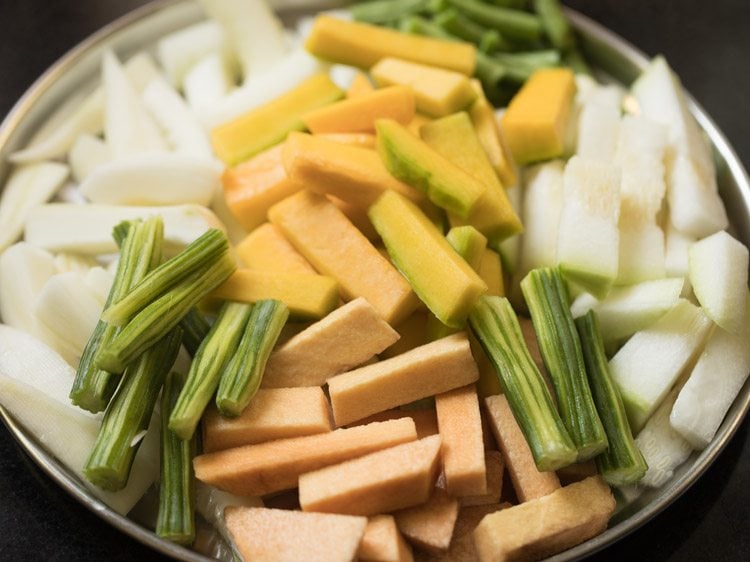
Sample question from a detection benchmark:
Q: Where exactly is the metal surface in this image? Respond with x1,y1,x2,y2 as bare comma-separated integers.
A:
0,1,748,561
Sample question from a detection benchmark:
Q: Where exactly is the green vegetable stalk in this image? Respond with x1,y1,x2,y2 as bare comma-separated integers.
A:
179,308,211,357
520,267,608,461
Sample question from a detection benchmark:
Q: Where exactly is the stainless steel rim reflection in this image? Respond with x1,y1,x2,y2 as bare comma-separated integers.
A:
0,2,748,561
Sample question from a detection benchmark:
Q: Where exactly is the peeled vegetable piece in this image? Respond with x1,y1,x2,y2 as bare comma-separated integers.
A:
375,119,487,219
269,190,418,324
224,507,367,562
501,68,576,165
210,73,343,166
299,435,443,516
24,203,225,256
357,515,414,562
688,230,749,335
608,299,712,433
305,15,476,75
473,476,616,562
556,156,621,298
371,58,477,117
235,223,315,275
632,56,728,238
670,292,750,449
328,333,479,427
69,134,112,182
576,102,620,162
155,20,229,88
79,154,220,207
262,297,399,388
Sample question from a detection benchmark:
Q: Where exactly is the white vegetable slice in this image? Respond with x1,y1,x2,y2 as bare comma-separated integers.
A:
0,162,69,252
575,74,624,110
570,278,684,347
670,292,750,449
25,203,225,255
609,299,712,433
102,51,168,158
667,153,728,237
203,47,327,128
688,230,749,335
517,160,564,279
634,387,693,488
9,53,161,163
616,221,666,285
82,266,114,305
156,20,231,87
34,271,104,358
141,77,213,158
183,52,235,115
576,102,620,161
664,220,696,297
68,133,112,182
79,153,221,207
53,252,99,274
556,156,621,298
0,243,57,332
198,0,287,81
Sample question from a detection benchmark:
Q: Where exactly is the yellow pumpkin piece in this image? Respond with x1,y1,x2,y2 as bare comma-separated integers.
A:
502,68,576,165
347,71,375,98
371,58,476,117
369,190,487,328
305,15,476,75
478,248,505,297
235,223,315,275
421,112,522,244
317,133,376,149
302,85,415,134
221,144,302,232
211,73,344,166
469,80,517,188
282,132,423,209
269,190,419,325
328,196,380,241
211,268,339,320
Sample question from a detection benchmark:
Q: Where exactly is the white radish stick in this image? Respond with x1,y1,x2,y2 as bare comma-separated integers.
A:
68,134,112,182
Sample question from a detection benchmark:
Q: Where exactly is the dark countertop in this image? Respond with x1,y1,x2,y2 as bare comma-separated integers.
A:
1,1,748,560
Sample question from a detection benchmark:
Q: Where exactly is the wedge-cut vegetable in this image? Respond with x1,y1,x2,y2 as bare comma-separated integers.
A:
469,297,576,471
317,132,377,148
609,299,712,432
198,0,286,79
0,162,69,252
473,476,615,561
435,384,487,497
84,327,181,491
79,154,220,207
183,52,234,115
269,190,418,324
421,112,522,244
305,15,476,75
689,230,749,335
299,435,442,516
193,418,418,496
262,298,399,388
569,278,685,349
168,302,252,440
346,71,375,98
97,243,235,373
376,119,488,219
327,195,380,240
556,156,621,298
211,73,343,165
281,131,423,209
576,102,620,161
671,293,750,449
350,409,439,441
501,68,576,165
521,268,608,461
463,450,505,507
155,20,229,87
102,51,168,158
141,77,213,158
235,223,315,275
301,85,415,134
393,486,459,555
71,217,162,412
634,387,693,488
216,300,289,417
575,312,647,486
357,514,414,562
369,191,487,327
156,371,196,545
225,507,367,562
211,269,339,320
221,143,303,232
446,226,487,271
203,387,332,453
372,58,476,117
68,134,111,182
24,203,225,256
328,333,479,426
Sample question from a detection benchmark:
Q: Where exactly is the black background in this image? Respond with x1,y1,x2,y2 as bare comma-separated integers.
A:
1,1,748,560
